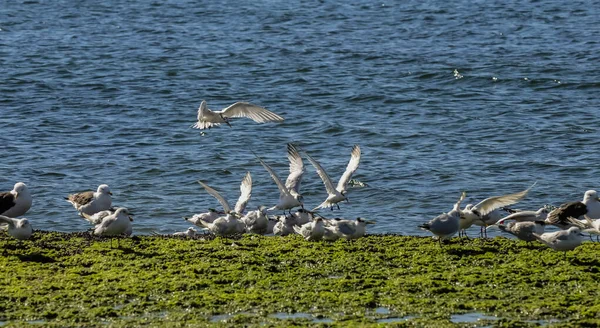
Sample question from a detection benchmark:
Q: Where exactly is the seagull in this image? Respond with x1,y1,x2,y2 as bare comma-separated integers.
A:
420,191,466,245
533,226,584,258
184,208,225,227
93,207,133,247
294,217,325,241
241,206,269,234
546,190,600,228
460,183,536,237
285,143,305,203
0,182,32,218
197,172,252,216
66,184,113,217
195,212,244,237
253,152,303,213
305,145,361,211
82,207,134,226
192,100,284,130
272,215,296,236
0,216,33,240
173,227,197,238
495,221,546,242
328,217,375,240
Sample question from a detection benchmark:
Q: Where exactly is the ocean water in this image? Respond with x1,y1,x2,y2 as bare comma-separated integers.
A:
2,0,599,235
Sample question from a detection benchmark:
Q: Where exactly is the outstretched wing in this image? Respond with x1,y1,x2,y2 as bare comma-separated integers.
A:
253,152,292,198
221,102,284,123
0,215,16,228
234,172,252,214
304,151,337,196
474,182,536,217
193,100,220,129
336,145,361,193
197,181,231,213
453,191,467,212
285,143,304,196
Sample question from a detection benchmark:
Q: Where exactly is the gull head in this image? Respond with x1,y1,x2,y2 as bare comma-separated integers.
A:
12,182,28,198
97,184,112,196
115,207,130,217
567,226,582,236
357,217,376,225
583,190,600,202
17,218,31,229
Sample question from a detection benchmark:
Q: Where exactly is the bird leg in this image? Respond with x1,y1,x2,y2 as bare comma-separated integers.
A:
336,204,340,210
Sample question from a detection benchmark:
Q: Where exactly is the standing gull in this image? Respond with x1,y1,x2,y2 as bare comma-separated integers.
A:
197,172,252,216
0,215,33,240
546,190,600,228
65,184,113,217
192,100,284,130
419,191,466,245
305,145,361,211
272,215,296,236
253,152,303,213
0,182,32,218
82,207,134,226
533,226,584,258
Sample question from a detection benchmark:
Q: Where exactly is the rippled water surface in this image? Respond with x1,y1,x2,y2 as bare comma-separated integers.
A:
2,0,600,235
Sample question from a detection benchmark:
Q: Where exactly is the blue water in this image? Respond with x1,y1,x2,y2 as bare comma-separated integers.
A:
2,0,600,235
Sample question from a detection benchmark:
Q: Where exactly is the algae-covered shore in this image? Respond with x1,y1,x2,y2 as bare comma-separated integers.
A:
1,231,600,327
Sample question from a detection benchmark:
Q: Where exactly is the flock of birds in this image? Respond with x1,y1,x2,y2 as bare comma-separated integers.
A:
419,186,600,256
0,101,374,245
1,100,599,255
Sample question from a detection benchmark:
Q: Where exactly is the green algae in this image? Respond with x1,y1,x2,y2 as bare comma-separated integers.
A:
2,231,600,327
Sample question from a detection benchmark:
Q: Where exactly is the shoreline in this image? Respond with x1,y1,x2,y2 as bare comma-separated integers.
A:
1,231,599,327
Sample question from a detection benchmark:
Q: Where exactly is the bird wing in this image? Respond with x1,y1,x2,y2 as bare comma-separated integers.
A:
453,191,467,212
221,102,284,123
253,152,292,198
0,192,16,215
234,172,252,214
336,221,355,236
82,210,112,225
474,183,535,217
196,100,207,121
547,201,588,225
285,144,304,195
197,181,231,213
336,145,361,193
94,214,117,233
67,191,94,206
0,215,16,227
304,152,337,196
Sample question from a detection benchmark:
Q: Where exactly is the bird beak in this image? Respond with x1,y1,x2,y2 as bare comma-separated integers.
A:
108,192,113,196
129,216,134,222
596,197,600,201
365,220,376,225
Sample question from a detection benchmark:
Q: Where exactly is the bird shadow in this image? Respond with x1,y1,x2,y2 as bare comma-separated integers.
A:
17,253,56,263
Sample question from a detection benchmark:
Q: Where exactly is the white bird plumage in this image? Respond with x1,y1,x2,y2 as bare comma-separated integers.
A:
193,100,284,130
253,151,303,213
197,172,252,215
66,184,113,217
294,217,325,241
533,226,583,252
0,182,32,218
306,145,361,211
93,207,133,247
0,215,33,240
